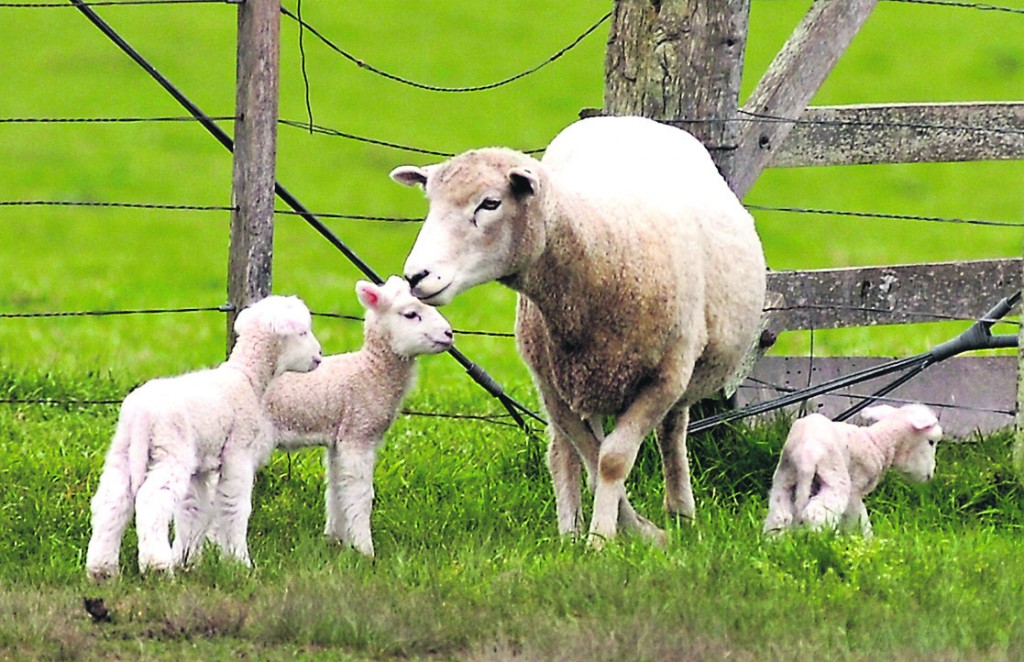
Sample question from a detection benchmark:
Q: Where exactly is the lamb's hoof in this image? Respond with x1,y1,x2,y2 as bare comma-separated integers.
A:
86,564,118,583
586,532,610,551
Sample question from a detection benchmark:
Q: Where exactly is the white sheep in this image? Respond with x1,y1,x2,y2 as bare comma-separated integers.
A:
261,277,454,557
85,295,322,580
763,404,942,537
391,115,767,546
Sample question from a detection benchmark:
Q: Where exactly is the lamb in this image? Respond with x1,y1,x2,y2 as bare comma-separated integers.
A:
763,403,942,537
391,115,767,546
85,295,322,580
261,277,454,557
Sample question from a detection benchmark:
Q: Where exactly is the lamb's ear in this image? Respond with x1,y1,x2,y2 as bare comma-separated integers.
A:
356,280,389,312
861,404,898,422
906,408,939,431
508,166,539,198
390,165,430,188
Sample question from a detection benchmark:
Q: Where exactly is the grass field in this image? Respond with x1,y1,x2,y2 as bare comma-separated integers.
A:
2,1,1024,659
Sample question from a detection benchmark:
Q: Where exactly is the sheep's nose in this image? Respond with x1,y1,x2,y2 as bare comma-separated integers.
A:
406,269,430,289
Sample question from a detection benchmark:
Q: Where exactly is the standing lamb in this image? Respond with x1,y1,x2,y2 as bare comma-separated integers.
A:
262,277,454,557
391,115,766,546
763,404,942,537
85,295,322,580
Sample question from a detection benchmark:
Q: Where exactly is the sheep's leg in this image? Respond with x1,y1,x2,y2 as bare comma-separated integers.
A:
762,463,797,535
134,461,191,575
333,441,378,557
212,456,255,567
591,367,689,548
656,404,695,519
843,498,873,538
86,448,134,581
538,389,595,537
324,446,348,542
800,468,850,531
171,470,214,568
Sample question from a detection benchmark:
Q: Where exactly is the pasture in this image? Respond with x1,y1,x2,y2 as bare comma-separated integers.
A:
1,1,1024,659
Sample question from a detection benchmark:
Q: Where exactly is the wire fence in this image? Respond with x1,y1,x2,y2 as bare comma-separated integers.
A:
1,0,1022,431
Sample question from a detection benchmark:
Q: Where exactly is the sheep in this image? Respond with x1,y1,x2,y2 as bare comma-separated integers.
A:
261,277,454,557
390,115,767,547
762,403,942,537
85,295,322,580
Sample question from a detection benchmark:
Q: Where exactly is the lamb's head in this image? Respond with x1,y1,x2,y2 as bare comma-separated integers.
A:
391,148,544,305
356,276,454,358
861,403,942,482
234,295,322,375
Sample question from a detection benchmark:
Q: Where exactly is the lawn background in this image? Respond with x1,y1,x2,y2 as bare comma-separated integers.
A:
1,1,1024,659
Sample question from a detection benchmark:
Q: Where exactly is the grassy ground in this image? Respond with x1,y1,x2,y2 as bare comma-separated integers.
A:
2,1,1024,659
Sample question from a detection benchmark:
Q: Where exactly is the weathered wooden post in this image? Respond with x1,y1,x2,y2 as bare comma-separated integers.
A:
226,0,281,350
1017,277,1024,478
603,0,750,182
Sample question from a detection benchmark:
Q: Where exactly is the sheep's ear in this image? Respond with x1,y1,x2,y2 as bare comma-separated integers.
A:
508,166,539,197
356,280,388,312
861,404,897,422
390,165,429,188
906,408,939,431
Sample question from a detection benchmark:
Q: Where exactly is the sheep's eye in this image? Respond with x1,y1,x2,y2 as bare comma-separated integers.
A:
403,311,420,321
476,198,501,212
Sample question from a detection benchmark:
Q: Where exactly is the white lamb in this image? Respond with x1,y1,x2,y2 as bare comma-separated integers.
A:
391,115,766,546
261,277,454,557
85,295,322,580
763,404,942,537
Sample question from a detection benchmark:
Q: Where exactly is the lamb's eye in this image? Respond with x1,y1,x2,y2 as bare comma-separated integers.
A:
929,440,936,446
403,311,420,321
476,198,501,212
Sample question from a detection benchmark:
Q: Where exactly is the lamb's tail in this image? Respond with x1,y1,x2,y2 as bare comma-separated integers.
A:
793,465,817,516
121,404,153,497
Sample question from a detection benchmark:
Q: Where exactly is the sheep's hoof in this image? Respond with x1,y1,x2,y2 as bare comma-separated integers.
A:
586,532,610,551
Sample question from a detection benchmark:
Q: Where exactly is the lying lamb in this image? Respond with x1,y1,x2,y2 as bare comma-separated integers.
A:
763,403,942,537
85,295,322,580
261,277,453,557
392,115,766,546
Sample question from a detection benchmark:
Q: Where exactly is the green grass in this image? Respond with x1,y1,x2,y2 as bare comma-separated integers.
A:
2,1,1024,659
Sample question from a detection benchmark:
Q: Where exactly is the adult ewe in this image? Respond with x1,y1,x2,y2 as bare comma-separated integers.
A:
391,115,766,545
262,277,454,557
85,295,322,580
763,404,942,537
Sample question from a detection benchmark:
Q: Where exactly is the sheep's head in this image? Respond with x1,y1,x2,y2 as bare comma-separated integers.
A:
862,403,941,482
391,148,543,306
356,276,454,358
235,295,322,375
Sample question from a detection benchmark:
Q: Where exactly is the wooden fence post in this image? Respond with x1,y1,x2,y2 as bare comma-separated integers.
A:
603,0,750,181
226,0,281,351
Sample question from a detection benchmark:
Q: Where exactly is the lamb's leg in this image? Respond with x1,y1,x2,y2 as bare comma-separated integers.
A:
656,404,695,519
763,462,797,535
333,441,378,557
172,470,214,568
799,467,850,531
843,497,873,538
134,461,191,574
324,446,348,542
212,455,255,567
86,448,134,581
591,365,691,548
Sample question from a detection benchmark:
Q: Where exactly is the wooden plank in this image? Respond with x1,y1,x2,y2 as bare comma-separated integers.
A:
765,258,1022,331
603,0,750,178
731,0,878,196
226,0,281,351
736,356,1016,438
766,102,1024,167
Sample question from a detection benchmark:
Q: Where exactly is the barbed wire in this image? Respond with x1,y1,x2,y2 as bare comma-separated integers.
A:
0,200,234,212
279,5,610,94
763,303,1023,327
879,0,1024,15
0,305,230,319
0,0,231,6
748,204,1024,228
0,115,237,124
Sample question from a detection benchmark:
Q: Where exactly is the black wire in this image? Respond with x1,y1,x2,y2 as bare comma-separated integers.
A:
880,0,1024,15
0,0,229,6
279,5,610,93
748,204,1024,229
